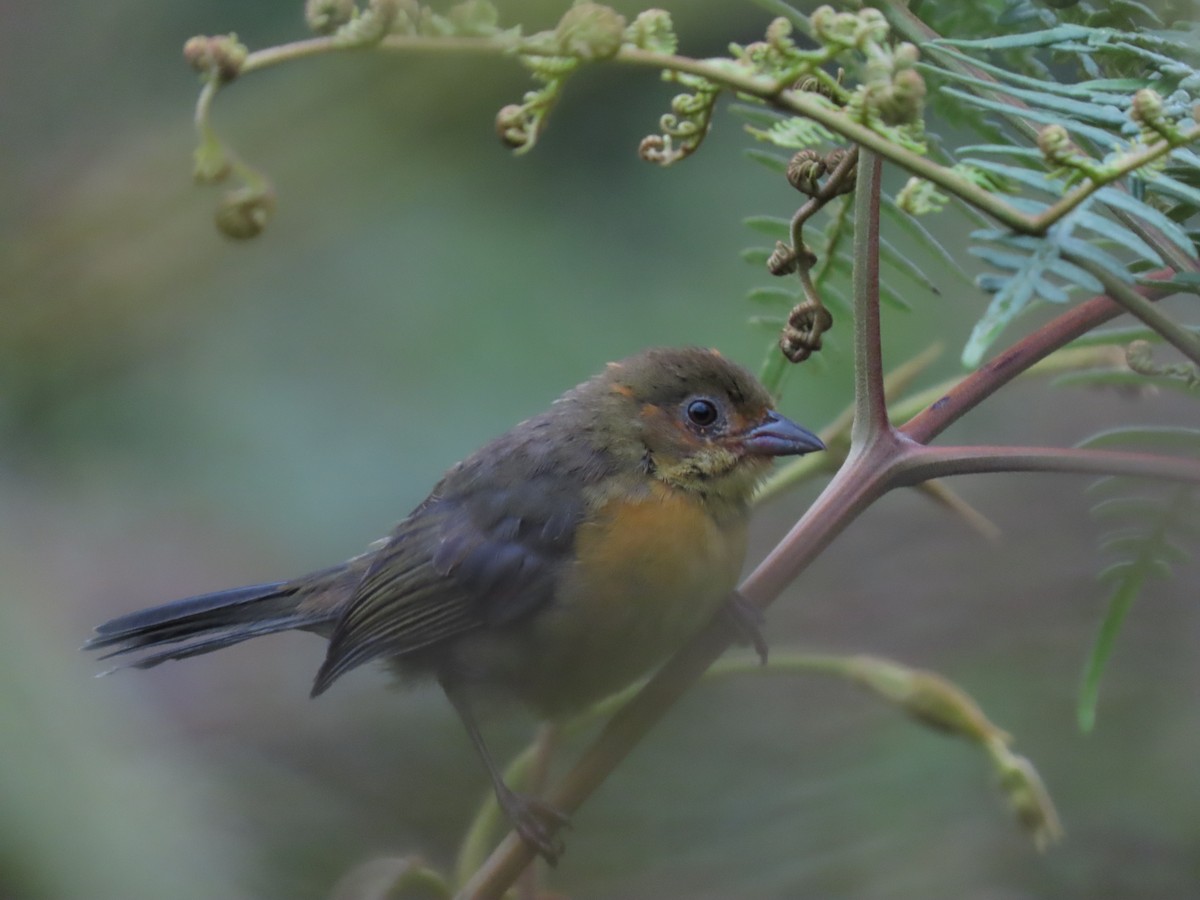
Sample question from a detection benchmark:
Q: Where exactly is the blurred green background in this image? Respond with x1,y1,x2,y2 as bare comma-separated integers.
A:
3,1,1198,898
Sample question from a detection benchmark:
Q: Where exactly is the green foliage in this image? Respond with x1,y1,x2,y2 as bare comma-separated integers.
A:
638,71,721,166
1077,431,1200,731
183,0,1199,375
736,104,837,150
729,1,1200,375
901,22,1200,362
960,188,1182,367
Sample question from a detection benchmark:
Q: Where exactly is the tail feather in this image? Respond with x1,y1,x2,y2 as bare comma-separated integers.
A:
86,581,330,670
104,615,315,670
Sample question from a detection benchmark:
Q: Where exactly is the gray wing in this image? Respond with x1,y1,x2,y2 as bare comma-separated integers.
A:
310,421,603,695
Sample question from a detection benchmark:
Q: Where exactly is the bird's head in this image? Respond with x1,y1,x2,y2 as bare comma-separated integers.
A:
582,347,825,504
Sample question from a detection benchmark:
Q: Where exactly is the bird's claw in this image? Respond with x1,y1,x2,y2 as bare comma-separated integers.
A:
722,592,769,665
498,787,571,865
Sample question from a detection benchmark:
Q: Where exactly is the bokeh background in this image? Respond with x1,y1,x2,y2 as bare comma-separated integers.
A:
3,1,1197,898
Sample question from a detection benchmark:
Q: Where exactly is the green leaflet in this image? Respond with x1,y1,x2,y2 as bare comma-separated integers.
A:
934,24,1097,51
1097,187,1198,259
960,158,1061,195
880,196,974,285
1077,430,1200,731
921,60,1130,126
1074,459,1198,731
940,88,1118,146
744,116,837,150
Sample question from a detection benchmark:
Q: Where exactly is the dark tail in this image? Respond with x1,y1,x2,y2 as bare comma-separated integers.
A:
85,580,336,671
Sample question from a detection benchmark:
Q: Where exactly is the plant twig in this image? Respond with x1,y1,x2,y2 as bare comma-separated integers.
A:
200,32,1039,234
1061,254,1200,368
851,151,889,443
901,268,1181,445
893,444,1200,486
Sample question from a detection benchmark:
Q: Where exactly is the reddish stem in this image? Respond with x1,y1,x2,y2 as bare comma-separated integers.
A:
894,444,1200,486
852,152,890,442
901,269,1179,445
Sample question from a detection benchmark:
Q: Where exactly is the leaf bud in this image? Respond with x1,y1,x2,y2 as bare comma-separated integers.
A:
625,9,676,54
215,186,276,240
495,104,530,149
786,149,825,195
183,34,249,83
994,752,1064,851
556,3,627,61
305,0,358,35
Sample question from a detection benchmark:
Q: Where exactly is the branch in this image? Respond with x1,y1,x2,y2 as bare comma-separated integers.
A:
1029,137,1200,235
1061,253,1200,369
197,31,1036,234
851,150,889,443
900,269,1181,445
893,444,1200,487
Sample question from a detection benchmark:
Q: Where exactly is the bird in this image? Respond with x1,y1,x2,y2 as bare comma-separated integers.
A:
86,346,824,862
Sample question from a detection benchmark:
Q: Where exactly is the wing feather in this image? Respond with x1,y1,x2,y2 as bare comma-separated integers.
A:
311,440,596,695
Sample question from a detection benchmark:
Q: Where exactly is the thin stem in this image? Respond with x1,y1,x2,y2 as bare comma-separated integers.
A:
628,45,1037,232
789,145,861,253
761,192,855,398
1062,253,1200,368
204,25,1200,244
1111,207,1199,277
851,151,889,444
206,32,1035,233
900,268,1180,445
244,33,504,74
740,447,896,609
193,77,219,133
893,444,1200,486
756,341,943,505
1029,134,1199,233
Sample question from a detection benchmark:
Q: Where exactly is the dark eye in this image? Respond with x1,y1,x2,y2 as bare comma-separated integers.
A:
686,398,719,427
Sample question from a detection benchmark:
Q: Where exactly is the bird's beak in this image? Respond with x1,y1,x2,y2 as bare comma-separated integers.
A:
742,410,825,457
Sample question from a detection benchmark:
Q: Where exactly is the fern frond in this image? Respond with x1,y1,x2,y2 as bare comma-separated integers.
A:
881,196,974,284
1075,430,1200,730
962,200,1126,365
1096,187,1197,259
744,115,838,150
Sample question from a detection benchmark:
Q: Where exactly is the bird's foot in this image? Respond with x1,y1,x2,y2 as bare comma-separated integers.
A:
722,592,769,665
497,786,571,865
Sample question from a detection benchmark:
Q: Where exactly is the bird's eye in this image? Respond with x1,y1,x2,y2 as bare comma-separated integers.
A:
685,398,719,427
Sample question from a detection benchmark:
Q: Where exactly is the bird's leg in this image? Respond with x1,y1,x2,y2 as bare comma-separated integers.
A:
721,590,769,665
439,679,570,865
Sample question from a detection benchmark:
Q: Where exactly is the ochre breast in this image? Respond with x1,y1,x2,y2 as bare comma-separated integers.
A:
512,481,749,716
573,486,745,601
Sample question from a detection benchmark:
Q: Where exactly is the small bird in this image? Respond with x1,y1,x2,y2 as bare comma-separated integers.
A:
86,347,823,862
